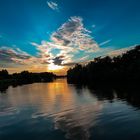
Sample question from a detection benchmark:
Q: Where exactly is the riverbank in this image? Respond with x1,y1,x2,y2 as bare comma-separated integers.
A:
0,71,56,93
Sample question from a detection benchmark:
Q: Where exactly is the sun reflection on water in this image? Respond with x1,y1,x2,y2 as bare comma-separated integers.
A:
1,79,103,139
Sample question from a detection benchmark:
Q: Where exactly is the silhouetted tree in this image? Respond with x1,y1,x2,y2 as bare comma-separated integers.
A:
0,70,56,92
67,45,140,85
0,69,9,80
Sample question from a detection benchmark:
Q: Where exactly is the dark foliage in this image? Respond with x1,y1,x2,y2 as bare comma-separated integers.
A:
67,45,140,85
0,70,56,92
0,70,9,80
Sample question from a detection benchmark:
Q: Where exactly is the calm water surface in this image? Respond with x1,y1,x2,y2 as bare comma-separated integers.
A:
0,79,140,140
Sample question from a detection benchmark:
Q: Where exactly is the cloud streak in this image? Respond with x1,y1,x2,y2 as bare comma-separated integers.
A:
47,1,59,11
99,39,111,46
0,47,31,65
107,45,136,57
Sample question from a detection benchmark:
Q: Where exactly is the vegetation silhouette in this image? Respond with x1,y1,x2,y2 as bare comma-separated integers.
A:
67,45,140,85
0,70,56,93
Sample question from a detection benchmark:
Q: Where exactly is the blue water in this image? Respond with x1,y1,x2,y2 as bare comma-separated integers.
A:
0,79,140,140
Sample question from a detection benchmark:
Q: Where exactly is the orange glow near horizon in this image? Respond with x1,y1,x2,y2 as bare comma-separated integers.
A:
47,63,68,75
1,65,68,75
48,63,63,71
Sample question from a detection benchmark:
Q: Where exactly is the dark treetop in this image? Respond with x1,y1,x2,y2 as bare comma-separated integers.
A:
0,70,56,93
67,45,140,85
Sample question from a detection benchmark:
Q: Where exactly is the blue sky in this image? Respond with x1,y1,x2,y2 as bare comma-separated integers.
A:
0,0,140,74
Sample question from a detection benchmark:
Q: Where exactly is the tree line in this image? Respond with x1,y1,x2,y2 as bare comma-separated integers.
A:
0,70,56,91
67,45,140,85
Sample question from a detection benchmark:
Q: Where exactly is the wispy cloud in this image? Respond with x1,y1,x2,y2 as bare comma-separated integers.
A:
0,46,51,68
0,47,30,62
0,47,32,67
0,16,100,71
51,17,99,64
31,16,99,66
99,39,111,46
51,17,99,51
107,45,136,57
79,55,90,61
47,1,59,11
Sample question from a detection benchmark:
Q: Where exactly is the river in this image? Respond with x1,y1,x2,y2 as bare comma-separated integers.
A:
0,79,140,140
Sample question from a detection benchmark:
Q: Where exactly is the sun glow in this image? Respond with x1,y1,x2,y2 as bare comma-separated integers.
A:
48,63,63,71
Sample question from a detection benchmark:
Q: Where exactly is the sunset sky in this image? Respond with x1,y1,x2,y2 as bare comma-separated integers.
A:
0,0,140,75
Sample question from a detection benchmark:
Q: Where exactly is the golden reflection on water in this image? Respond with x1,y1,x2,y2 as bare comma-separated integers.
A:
1,79,103,140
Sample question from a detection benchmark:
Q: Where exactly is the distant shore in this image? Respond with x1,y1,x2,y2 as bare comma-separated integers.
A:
0,71,57,93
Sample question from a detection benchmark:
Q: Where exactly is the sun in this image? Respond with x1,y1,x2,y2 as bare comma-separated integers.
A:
48,63,63,71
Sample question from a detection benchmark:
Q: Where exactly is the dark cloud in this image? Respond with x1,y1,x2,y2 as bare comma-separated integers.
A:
0,47,31,65
53,56,64,65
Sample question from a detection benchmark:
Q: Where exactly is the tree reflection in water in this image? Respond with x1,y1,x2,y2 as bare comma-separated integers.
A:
0,79,140,140
46,82,140,140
